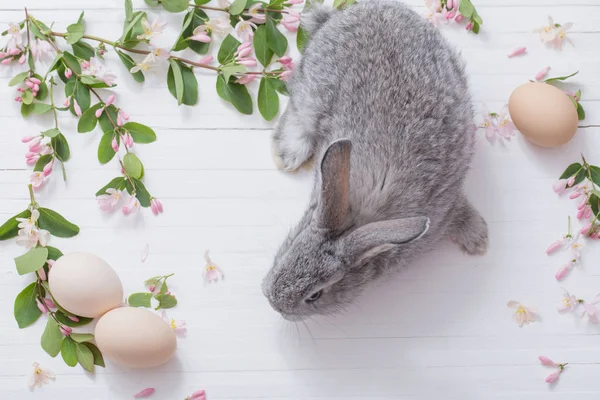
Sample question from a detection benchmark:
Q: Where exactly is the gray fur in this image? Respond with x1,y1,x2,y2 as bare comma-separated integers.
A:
264,0,487,320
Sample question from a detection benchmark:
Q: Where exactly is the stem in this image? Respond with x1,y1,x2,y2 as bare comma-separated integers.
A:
24,8,32,71
49,79,68,181
578,125,600,128
118,160,137,193
567,216,571,236
27,184,36,205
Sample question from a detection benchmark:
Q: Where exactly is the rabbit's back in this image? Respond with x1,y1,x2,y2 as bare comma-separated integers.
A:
295,1,474,227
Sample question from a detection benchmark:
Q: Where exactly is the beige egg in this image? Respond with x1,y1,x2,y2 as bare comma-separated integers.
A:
49,252,123,318
95,307,177,368
508,82,579,147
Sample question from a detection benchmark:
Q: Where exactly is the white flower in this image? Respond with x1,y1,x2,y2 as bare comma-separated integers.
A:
534,16,558,43
28,362,55,391
204,17,231,35
29,171,45,190
6,22,22,51
507,301,536,326
82,57,117,86
202,250,224,284
234,19,257,43
130,53,156,73
218,0,231,7
16,209,39,234
96,188,122,212
137,17,167,41
496,105,517,138
30,39,53,62
570,240,583,259
122,195,141,216
551,22,574,50
244,4,267,24
151,47,171,60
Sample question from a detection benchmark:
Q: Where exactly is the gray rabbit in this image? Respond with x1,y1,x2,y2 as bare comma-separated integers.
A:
263,0,487,320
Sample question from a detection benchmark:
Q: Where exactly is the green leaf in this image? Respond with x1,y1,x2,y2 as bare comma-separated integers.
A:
55,311,93,327
83,342,105,367
62,51,82,74
98,105,119,133
98,134,117,164
270,78,289,96
258,77,279,121
22,90,34,105
155,293,178,309
66,23,85,44
169,59,185,105
194,0,211,4
590,166,600,187
77,11,85,24
172,8,211,54
172,10,195,52
459,0,474,18
21,103,33,118
47,54,64,74
70,333,94,343
159,280,169,294
9,71,30,87
61,337,78,367
80,76,108,87
216,76,253,115
123,153,144,179
14,283,42,328
122,122,156,143
254,25,273,66
53,134,71,161
229,0,247,15
41,128,61,138
28,51,35,70
577,103,585,120
41,318,63,357
116,50,145,82
221,64,247,83
218,34,242,64
37,208,80,238
120,11,146,45
125,0,134,21
590,193,600,218
34,154,53,172
0,210,30,241
559,163,582,179
74,81,91,112
544,71,579,83
128,292,153,308
266,18,287,57
30,103,53,115
167,61,198,106
144,276,162,286
95,177,127,196
79,344,98,373
161,0,190,12
471,20,480,34
77,103,103,133
132,179,152,207
15,247,49,276
46,246,63,261
34,77,48,101
72,41,95,60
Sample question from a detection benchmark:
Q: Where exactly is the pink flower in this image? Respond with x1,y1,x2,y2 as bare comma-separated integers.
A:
190,30,211,43
161,311,187,335
582,300,599,324
534,66,550,80
67,315,79,322
117,110,129,126
287,0,303,3
282,12,301,32
38,267,47,281
95,108,104,118
203,250,224,284
185,390,206,400
454,14,464,23
42,298,55,309
465,21,474,31
81,60,90,69
234,19,257,42
122,196,141,216
122,132,134,148
278,56,292,66
507,47,527,58
65,68,72,78
507,300,536,326
545,369,562,384
21,135,38,143
73,99,82,116
236,74,257,85
546,236,567,254
150,198,163,215
134,388,155,398
96,188,122,212
237,58,257,67
539,356,557,367
580,222,593,235
64,97,71,107
42,160,53,177
111,137,119,152
36,298,49,313
59,325,72,336
555,260,575,281
149,285,156,293
280,70,292,81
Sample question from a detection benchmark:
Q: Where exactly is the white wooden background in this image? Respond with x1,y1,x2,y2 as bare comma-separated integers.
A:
1,0,600,399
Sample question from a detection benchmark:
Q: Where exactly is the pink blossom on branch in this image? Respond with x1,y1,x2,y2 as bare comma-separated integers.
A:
539,356,568,384
96,188,122,212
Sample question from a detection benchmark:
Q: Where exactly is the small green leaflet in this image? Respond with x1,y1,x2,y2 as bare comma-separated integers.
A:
559,163,582,179
544,71,579,83
169,59,185,105
228,0,247,15
37,208,80,238
258,77,279,121
221,64,247,83
266,18,287,57
14,282,42,328
41,128,61,138
128,292,153,308
122,122,156,143
41,318,63,357
14,247,49,276
9,71,30,87
155,293,178,309
70,333,94,343
123,153,144,179
61,337,78,367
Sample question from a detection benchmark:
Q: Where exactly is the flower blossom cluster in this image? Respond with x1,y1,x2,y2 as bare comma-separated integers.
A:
479,105,517,143
534,16,573,50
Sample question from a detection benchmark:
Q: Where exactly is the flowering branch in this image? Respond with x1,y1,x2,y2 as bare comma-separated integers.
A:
0,185,104,372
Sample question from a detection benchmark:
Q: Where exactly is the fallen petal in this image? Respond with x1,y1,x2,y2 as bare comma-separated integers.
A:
507,47,527,58
141,243,149,263
134,388,155,398
539,356,557,366
545,369,562,383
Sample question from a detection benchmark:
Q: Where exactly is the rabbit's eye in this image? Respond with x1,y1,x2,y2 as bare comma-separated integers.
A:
306,290,323,303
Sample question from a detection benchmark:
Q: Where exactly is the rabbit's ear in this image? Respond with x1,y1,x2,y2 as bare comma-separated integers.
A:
318,139,352,230
342,217,430,265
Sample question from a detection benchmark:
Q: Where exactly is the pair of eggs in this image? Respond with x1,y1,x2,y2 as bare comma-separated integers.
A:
49,252,176,368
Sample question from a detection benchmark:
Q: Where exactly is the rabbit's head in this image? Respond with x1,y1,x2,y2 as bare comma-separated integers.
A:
263,139,430,320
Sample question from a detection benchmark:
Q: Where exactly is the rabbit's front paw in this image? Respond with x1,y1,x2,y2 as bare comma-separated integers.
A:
451,197,488,256
271,138,312,172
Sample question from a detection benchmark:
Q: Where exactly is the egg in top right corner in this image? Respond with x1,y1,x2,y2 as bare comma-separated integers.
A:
508,82,579,148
